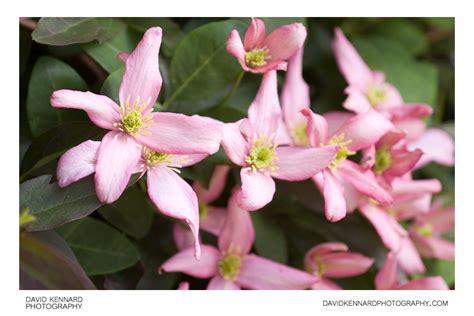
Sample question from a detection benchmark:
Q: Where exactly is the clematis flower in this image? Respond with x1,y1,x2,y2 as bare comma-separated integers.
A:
52,27,221,203
226,18,307,73
161,190,318,290
408,128,455,169
304,242,373,290
173,165,230,250
301,109,394,222
409,199,454,260
375,252,449,290
220,70,340,211
361,130,423,184
57,140,212,259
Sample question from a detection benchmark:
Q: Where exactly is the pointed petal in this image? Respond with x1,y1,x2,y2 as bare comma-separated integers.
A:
301,108,329,147
310,278,342,290
264,23,306,63
398,277,449,290
273,145,338,181
221,123,249,166
135,113,222,155
410,128,455,168
218,191,255,254
389,103,433,121
168,153,208,168
281,47,310,126
201,206,227,236
338,160,392,205
239,169,275,211
160,245,220,279
51,90,121,130
391,178,442,200
396,237,426,274
305,242,348,258
244,18,266,50
410,233,455,260
207,276,240,290
173,223,196,251
313,170,347,222
343,86,372,114
94,131,141,203
323,111,354,137
419,208,454,233
119,27,162,111
320,252,374,278
375,252,398,290
226,29,248,71
147,165,201,259
248,70,281,136
386,147,423,178
57,140,100,187
332,28,372,87
237,254,317,290
335,110,394,152
359,203,406,252
193,165,230,203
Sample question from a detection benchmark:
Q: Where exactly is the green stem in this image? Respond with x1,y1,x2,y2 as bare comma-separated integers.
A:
219,70,245,107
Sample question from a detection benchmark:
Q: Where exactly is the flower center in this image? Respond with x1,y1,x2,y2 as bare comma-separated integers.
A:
328,134,355,171
218,253,242,280
415,223,433,238
245,47,271,68
374,146,392,175
366,85,387,107
115,97,153,135
144,148,174,167
306,255,326,277
291,121,310,147
244,134,278,175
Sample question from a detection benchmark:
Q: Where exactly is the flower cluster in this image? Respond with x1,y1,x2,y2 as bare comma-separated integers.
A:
53,19,454,290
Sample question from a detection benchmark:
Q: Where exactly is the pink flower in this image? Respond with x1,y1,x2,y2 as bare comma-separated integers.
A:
53,27,221,203
361,130,423,184
227,18,307,73
304,242,373,290
301,109,394,221
408,128,455,168
160,190,318,290
221,70,340,211
177,282,189,290
375,252,449,290
173,165,230,250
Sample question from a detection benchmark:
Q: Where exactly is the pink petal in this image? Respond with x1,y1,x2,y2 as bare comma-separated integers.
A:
226,30,248,71
244,18,266,50
248,70,281,137
135,113,222,155
419,208,454,234
410,232,455,260
207,276,240,290
396,237,426,274
394,118,427,141
320,252,374,278
94,131,141,203
375,252,398,290
359,203,406,252
338,160,392,205
173,223,196,251
168,153,208,168
160,245,220,279
237,254,317,290
177,282,189,290
410,128,455,168
335,110,394,152
117,52,129,62
343,86,372,114
193,165,230,204
389,103,433,122
147,165,201,259
239,169,276,211
264,23,307,63
281,47,310,126
385,148,423,178
332,28,372,88
313,170,347,222
119,27,163,111
301,108,329,147
51,90,121,130
305,242,349,258
377,130,406,148
398,276,449,290
391,178,442,201
377,83,404,110
310,278,342,290
392,194,433,220
323,111,354,137
273,145,338,181
201,206,227,236
57,140,100,187
221,123,249,166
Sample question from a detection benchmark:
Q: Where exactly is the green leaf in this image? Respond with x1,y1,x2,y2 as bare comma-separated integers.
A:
424,258,455,287
423,17,454,30
57,217,140,275
20,231,95,289
83,28,140,73
123,18,183,57
20,122,103,180
166,19,247,114
100,67,124,104
26,56,88,137
20,27,32,76
352,36,439,105
251,212,288,264
98,186,154,239
20,175,102,231
32,18,125,46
